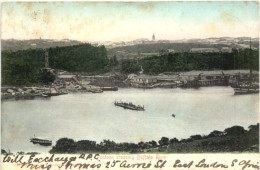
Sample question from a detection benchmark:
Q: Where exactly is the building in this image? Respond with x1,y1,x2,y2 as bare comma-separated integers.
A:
159,49,175,55
133,75,157,85
190,48,220,53
127,74,137,80
221,47,232,53
152,34,155,41
57,75,76,81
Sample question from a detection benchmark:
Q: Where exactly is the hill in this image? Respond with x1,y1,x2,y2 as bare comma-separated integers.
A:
1,39,83,51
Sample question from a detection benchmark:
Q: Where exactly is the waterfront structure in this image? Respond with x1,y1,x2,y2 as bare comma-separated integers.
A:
57,75,76,81
133,75,157,85
128,74,137,80
128,70,259,88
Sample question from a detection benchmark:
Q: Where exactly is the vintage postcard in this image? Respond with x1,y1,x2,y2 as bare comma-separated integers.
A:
1,1,259,170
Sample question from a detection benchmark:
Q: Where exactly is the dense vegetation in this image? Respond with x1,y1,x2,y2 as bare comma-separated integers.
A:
122,61,141,74
122,49,259,74
2,44,118,85
49,124,259,153
2,49,46,85
48,44,118,73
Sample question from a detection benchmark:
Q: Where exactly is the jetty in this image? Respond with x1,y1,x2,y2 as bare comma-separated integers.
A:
114,101,145,111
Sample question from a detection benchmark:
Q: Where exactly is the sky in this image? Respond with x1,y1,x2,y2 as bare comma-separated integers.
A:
1,1,259,42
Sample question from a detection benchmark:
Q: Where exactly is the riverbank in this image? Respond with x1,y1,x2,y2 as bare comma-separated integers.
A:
2,70,259,100
1,86,67,100
47,124,259,154
2,124,257,155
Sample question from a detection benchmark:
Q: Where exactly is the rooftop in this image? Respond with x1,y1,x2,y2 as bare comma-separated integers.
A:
58,75,76,79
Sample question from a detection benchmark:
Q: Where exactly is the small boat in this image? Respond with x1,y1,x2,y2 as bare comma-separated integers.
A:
234,87,259,95
101,86,118,91
90,89,103,93
114,101,145,111
41,93,50,97
30,137,52,146
232,82,259,95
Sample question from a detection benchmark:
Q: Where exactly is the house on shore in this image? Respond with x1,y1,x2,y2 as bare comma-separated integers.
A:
128,70,258,88
132,75,157,85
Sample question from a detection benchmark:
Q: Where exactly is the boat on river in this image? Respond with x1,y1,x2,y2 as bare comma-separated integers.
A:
101,86,118,91
232,38,259,95
30,137,52,146
114,101,145,111
231,70,259,95
90,88,103,93
232,82,259,95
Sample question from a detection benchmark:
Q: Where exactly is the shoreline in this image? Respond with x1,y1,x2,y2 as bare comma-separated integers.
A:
1,85,235,101
2,69,259,100
2,84,259,101
2,124,258,154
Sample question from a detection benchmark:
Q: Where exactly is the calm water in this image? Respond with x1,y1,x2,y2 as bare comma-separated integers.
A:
1,87,259,153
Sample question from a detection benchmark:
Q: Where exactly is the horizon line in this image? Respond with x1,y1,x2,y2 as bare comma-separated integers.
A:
2,36,259,42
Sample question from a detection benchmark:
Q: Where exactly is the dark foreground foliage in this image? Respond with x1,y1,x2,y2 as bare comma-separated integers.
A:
49,124,259,153
122,49,259,74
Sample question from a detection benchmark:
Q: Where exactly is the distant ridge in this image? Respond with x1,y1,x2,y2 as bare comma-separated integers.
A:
1,39,84,51
1,37,259,52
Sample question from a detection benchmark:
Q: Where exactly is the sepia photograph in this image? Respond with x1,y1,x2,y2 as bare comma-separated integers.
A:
1,1,259,170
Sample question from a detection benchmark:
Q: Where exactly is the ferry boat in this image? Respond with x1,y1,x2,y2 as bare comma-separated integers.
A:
30,137,52,146
114,101,145,111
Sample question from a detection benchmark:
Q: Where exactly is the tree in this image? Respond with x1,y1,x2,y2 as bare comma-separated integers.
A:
207,130,224,138
38,69,55,84
248,124,259,133
189,135,202,141
224,126,246,136
100,139,117,151
122,61,141,74
148,140,157,147
1,149,7,154
158,137,169,146
138,142,145,149
50,138,76,153
169,138,179,144
76,140,97,152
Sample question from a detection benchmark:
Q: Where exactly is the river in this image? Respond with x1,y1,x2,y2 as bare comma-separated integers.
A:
1,87,259,153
